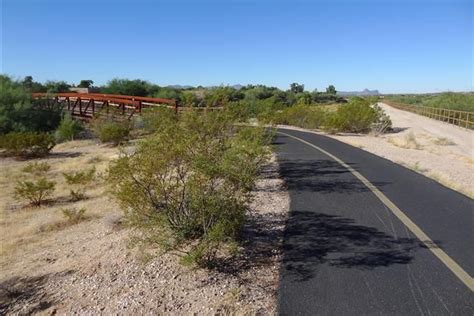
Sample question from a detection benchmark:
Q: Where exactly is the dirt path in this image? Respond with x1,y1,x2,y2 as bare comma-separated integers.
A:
379,103,473,157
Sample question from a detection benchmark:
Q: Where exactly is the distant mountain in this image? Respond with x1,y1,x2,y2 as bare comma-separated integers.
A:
199,84,245,90
338,89,380,96
166,85,194,90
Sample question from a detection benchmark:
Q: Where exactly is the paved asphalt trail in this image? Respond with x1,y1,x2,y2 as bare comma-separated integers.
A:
274,127,473,315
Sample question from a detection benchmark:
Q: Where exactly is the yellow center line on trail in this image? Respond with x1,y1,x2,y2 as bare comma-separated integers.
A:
277,130,474,292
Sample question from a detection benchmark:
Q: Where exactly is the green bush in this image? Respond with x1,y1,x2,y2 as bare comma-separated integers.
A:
141,107,177,133
386,92,474,112
14,177,56,206
55,115,84,142
0,132,55,158
0,75,62,134
21,162,51,175
422,93,474,112
324,98,378,133
63,167,95,201
227,97,286,123
62,207,87,223
92,119,131,145
108,111,270,266
371,104,393,134
275,105,327,129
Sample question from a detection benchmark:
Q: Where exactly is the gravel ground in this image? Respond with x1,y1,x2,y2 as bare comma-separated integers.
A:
0,150,289,315
279,102,474,198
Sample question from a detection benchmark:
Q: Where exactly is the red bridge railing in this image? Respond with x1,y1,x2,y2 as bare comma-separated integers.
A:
32,93,177,120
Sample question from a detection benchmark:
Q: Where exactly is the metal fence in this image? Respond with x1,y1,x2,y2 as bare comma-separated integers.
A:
382,100,474,130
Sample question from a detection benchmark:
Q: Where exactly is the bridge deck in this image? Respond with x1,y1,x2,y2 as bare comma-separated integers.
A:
32,93,177,120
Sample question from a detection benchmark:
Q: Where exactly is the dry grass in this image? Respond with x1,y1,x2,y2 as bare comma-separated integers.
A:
411,162,429,173
432,137,456,146
387,132,423,150
320,103,340,112
214,288,255,316
0,139,120,266
461,156,474,165
395,160,474,199
426,172,474,199
0,144,287,314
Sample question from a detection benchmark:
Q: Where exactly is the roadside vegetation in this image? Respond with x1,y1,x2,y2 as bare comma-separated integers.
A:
1,75,448,267
63,167,96,201
386,92,474,112
2,73,473,312
272,97,392,134
1,74,274,268
1,74,394,148
108,110,271,266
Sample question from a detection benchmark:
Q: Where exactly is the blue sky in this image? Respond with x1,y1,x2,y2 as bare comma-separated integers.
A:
1,0,472,93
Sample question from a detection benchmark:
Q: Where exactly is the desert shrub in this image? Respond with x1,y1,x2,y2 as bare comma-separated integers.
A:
324,98,378,133
227,101,254,122
371,104,392,135
21,162,51,175
14,177,56,206
180,91,198,107
62,207,87,223
0,132,55,158
102,78,152,96
433,137,455,146
63,167,96,201
387,92,474,112
275,105,327,129
0,75,62,134
153,88,182,101
227,97,286,123
44,80,70,93
141,107,177,133
92,119,131,145
108,111,270,266
422,93,474,112
55,114,84,142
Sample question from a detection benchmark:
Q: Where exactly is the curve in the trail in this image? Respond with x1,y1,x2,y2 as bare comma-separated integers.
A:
274,127,473,316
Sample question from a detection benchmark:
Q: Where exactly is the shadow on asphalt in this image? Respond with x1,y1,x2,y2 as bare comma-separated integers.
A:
274,135,429,283
281,211,424,282
278,159,390,194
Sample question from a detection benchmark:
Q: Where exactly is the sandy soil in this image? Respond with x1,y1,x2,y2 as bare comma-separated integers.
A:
0,141,289,315
281,102,474,198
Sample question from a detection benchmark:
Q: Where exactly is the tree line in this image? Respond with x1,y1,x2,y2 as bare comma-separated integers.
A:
15,75,345,107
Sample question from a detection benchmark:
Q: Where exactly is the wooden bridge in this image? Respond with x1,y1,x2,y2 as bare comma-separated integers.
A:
32,93,177,120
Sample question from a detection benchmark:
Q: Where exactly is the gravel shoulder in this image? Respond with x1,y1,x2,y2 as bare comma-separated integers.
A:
0,142,289,315
279,102,474,198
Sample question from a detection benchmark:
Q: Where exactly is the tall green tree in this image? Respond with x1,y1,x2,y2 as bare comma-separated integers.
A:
326,85,337,95
22,76,45,93
78,80,94,88
290,83,305,94
44,81,70,93
0,75,61,133
102,78,153,96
